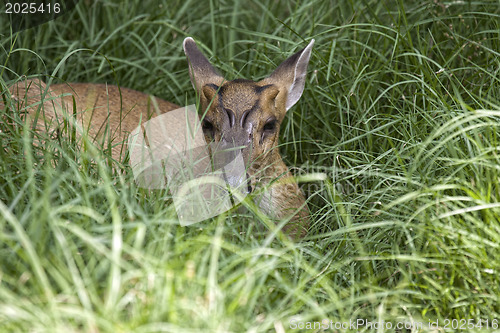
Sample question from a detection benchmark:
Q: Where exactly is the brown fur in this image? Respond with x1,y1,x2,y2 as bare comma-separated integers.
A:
3,37,314,240
6,79,178,158
198,80,310,238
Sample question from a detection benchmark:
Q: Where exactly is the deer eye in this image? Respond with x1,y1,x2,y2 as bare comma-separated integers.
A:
263,118,277,132
202,119,213,130
202,119,215,136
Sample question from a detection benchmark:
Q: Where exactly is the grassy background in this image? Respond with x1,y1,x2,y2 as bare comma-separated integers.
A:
1,0,500,332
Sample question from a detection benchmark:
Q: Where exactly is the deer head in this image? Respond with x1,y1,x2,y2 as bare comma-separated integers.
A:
183,37,314,239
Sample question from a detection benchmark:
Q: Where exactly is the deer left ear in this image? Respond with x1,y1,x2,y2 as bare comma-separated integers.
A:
260,39,314,111
183,37,225,97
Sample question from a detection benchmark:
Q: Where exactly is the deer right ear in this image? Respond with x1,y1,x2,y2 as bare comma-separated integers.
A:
259,39,314,111
183,37,225,98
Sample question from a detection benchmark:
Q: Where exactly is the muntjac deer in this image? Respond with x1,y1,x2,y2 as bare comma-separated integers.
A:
5,37,314,239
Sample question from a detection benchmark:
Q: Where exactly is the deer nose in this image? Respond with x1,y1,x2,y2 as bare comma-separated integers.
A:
246,172,253,194
209,140,252,197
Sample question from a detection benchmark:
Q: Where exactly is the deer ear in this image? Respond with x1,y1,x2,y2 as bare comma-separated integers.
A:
260,39,314,111
183,37,225,97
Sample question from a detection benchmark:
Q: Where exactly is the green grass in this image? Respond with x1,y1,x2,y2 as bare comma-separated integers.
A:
1,0,500,332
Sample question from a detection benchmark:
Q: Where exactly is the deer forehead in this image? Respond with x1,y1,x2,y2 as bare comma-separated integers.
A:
215,80,276,117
